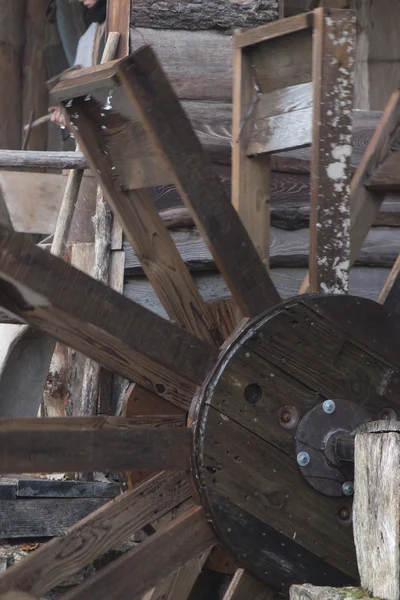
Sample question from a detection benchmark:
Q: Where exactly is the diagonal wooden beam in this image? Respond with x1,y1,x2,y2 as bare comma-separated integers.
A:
223,569,276,600
62,506,216,600
116,47,280,318
0,471,190,597
378,253,400,314
0,418,191,473
57,100,224,346
0,226,217,410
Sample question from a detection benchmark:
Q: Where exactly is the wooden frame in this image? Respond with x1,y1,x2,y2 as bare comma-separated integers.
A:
233,9,356,292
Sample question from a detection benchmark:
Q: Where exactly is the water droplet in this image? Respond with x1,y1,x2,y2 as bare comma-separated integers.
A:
103,89,114,111
84,94,91,101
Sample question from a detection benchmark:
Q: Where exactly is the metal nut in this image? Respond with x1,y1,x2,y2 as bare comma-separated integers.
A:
342,481,354,496
322,400,336,414
297,452,310,467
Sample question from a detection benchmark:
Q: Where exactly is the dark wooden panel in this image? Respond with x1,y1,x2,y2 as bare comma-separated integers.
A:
0,471,190,596
0,227,216,409
62,507,216,600
0,498,107,538
0,422,190,473
16,479,120,499
119,46,280,317
131,1,277,32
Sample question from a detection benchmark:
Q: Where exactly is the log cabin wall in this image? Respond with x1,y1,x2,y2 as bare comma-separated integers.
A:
125,0,399,315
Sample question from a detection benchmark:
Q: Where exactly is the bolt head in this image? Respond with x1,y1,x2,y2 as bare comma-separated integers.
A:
297,452,310,467
342,481,354,496
323,400,336,414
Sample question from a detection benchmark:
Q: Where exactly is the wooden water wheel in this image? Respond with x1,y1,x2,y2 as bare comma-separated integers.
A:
0,9,400,599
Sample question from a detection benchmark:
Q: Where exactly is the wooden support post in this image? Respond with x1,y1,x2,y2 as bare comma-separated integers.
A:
232,43,271,267
353,421,400,600
309,8,355,293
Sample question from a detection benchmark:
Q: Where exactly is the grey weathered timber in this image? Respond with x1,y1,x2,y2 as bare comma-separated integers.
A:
131,1,277,32
124,268,392,319
290,586,370,600
354,421,400,600
0,150,88,171
0,226,217,409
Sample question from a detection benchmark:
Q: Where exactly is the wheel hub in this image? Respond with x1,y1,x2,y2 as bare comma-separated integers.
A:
191,294,400,592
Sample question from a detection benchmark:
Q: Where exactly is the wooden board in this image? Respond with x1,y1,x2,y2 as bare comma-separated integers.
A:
124,268,393,319
107,0,130,58
0,498,108,538
143,552,210,600
117,46,280,317
123,226,400,273
379,254,400,314
15,479,119,499
0,471,190,597
131,1,277,32
192,295,400,589
61,507,216,600
0,419,190,473
0,227,217,409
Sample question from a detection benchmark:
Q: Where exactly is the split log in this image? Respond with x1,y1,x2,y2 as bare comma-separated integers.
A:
354,421,400,600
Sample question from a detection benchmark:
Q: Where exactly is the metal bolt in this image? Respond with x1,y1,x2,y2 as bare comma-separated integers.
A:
297,452,310,467
323,400,336,414
342,481,354,496
338,506,351,521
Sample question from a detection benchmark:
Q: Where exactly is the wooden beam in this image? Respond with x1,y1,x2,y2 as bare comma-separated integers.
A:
0,471,190,597
223,569,276,599
378,254,400,314
0,150,88,170
0,227,217,409
309,8,355,293
117,47,281,317
62,507,216,600
353,421,400,600
366,151,400,190
107,0,131,58
232,38,271,266
0,419,190,473
235,12,313,49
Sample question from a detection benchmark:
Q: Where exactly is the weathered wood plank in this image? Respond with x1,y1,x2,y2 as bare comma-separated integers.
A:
235,12,313,48
124,268,392,318
118,46,280,317
107,0,130,58
0,471,190,597
0,421,191,473
0,498,108,538
123,226,400,273
367,151,400,190
246,83,313,155
232,38,270,265
16,479,120,499
223,569,275,600
0,151,88,171
0,227,217,409
309,8,355,293
62,507,216,600
354,422,400,600
131,1,277,32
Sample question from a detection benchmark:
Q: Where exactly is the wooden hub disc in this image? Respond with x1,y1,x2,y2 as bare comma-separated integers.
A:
191,294,400,593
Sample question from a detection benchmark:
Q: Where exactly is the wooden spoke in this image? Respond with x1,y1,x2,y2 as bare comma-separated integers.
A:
0,227,217,409
116,47,280,317
309,8,355,293
235,12,312,48
0,187,12,230
143,551,210,600
223,569,276,600
61,507,216,600
0,471,190,597
378,254,400,313
0,418,190,473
